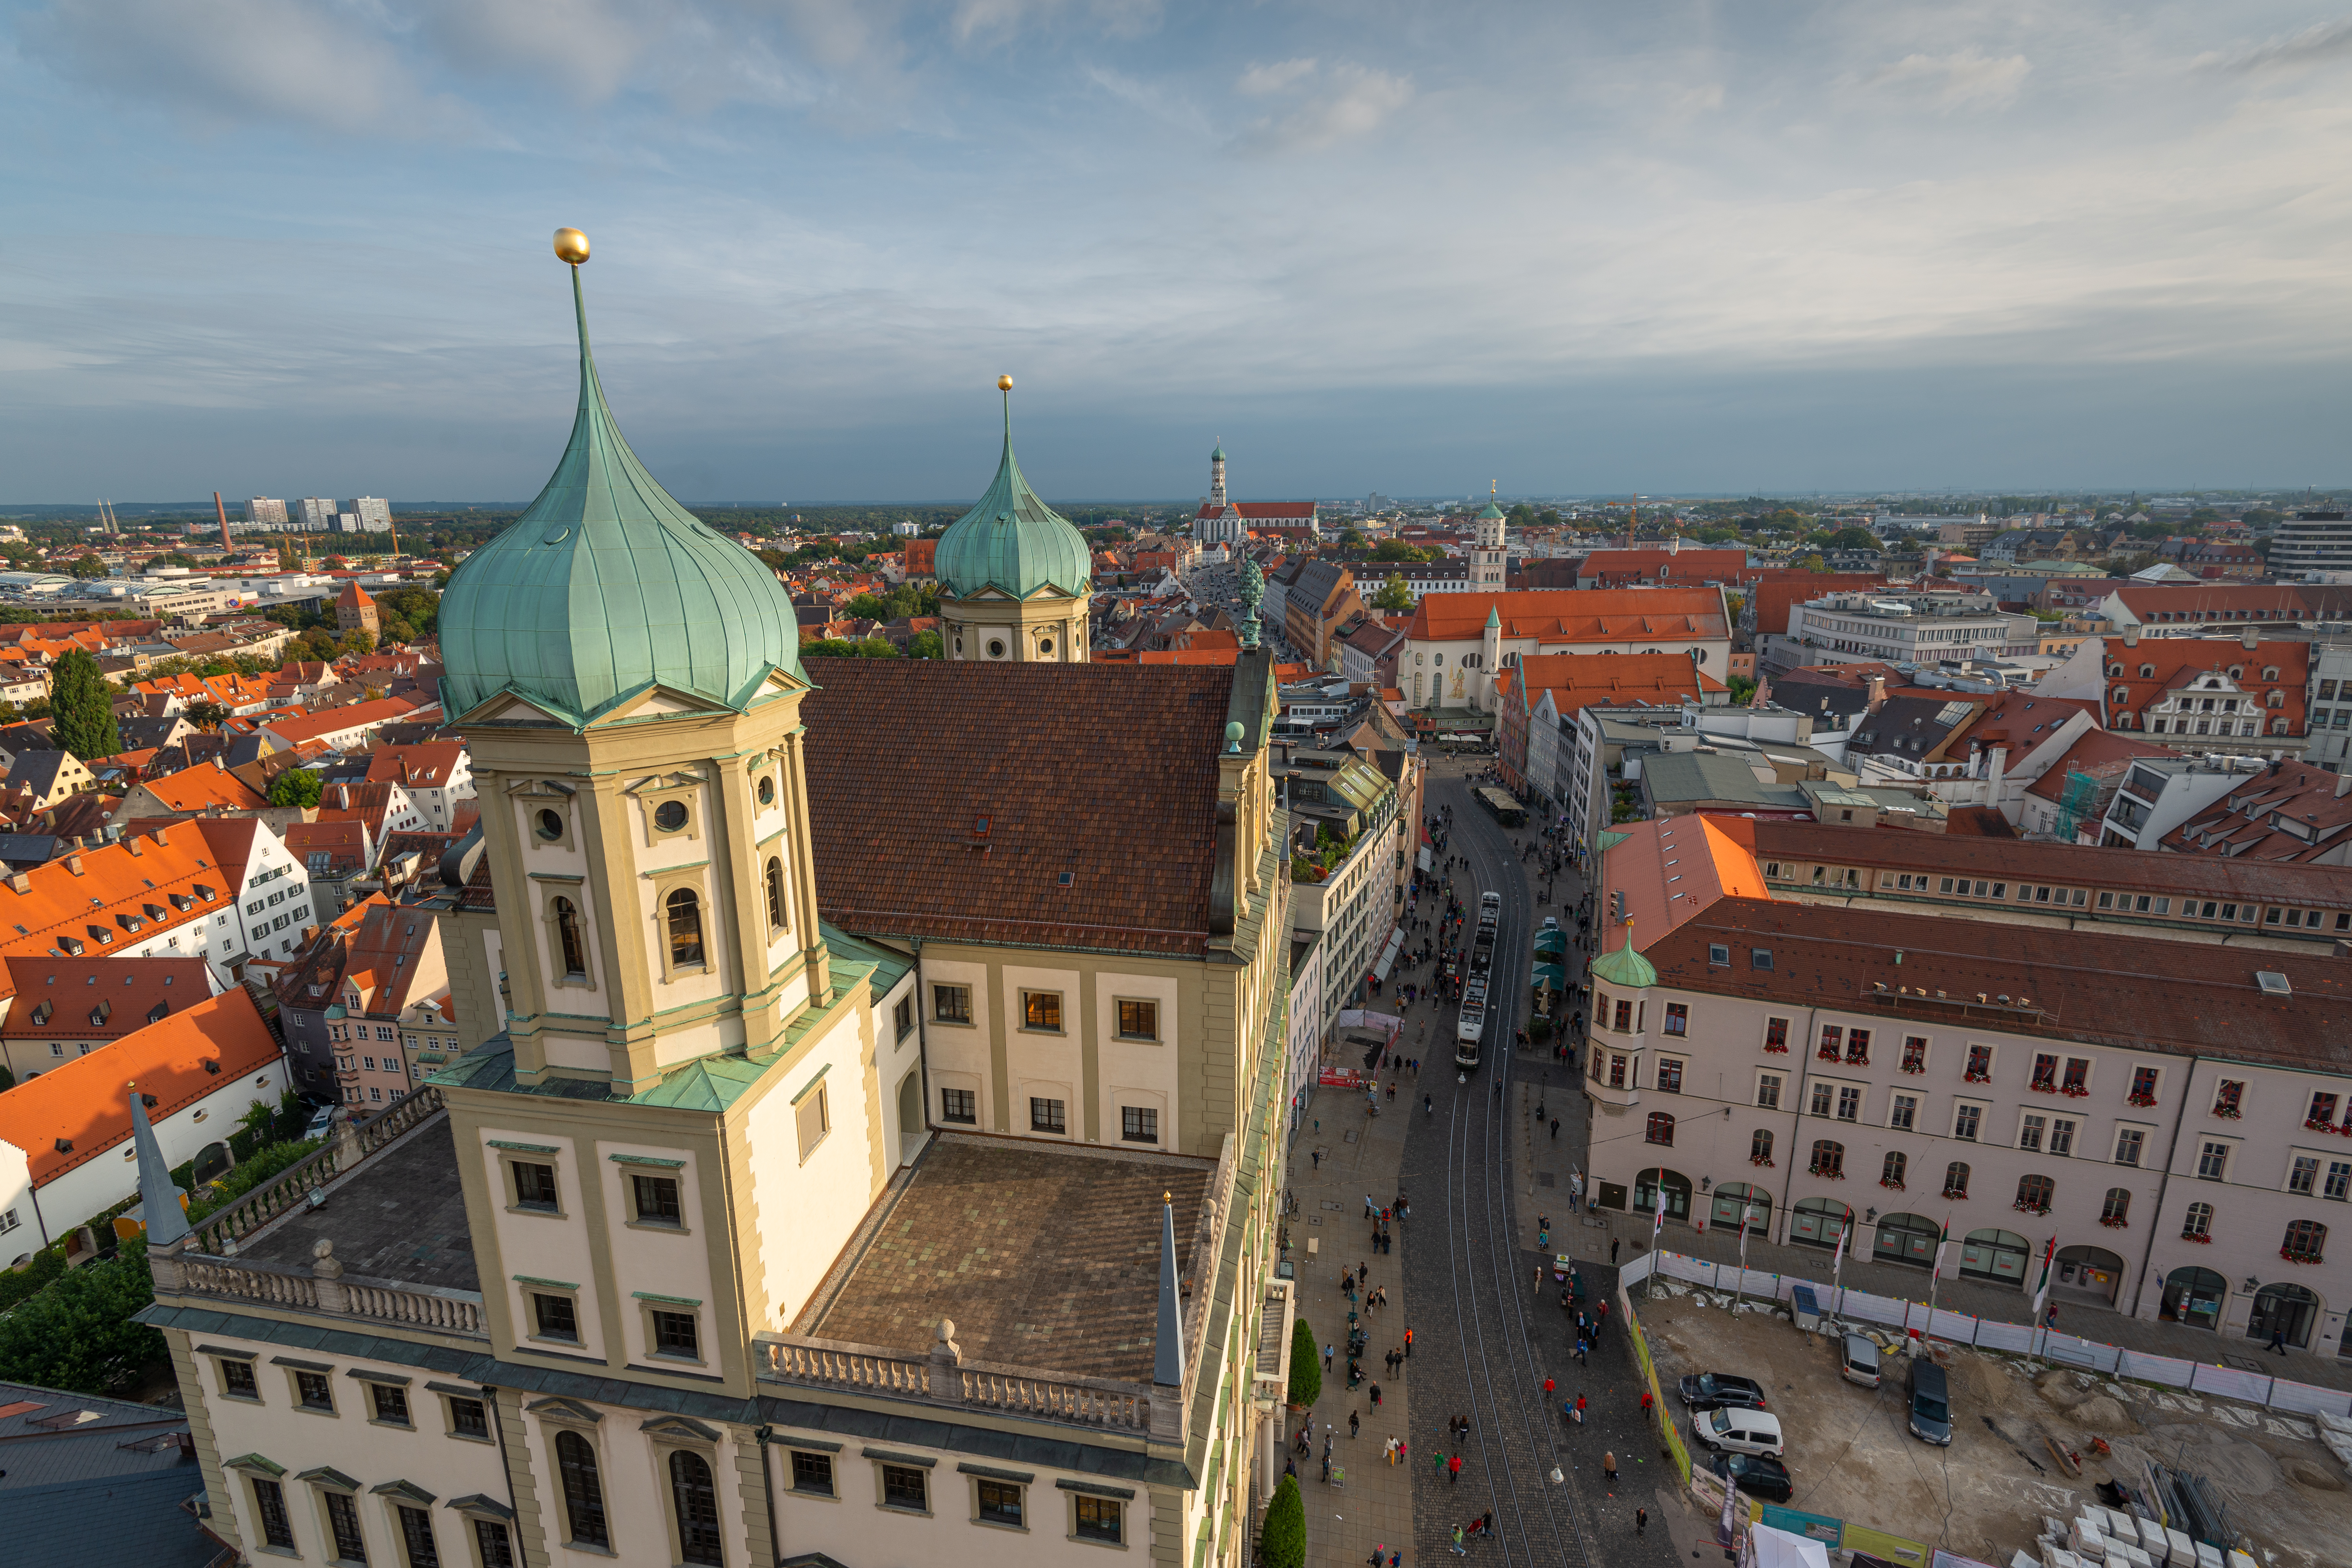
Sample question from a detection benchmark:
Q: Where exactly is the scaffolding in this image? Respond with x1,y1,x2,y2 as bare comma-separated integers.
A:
2051,769,2102,843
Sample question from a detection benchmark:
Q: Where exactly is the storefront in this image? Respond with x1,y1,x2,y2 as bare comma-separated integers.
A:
1872,1212,1941,1268
1633,1167,1693,1224
2054,1245,2126,1307
1710,1182,1772,1233
1960,1227,2031,1285
1789,1196,1853,1250
2158,1265,2228,1331
2248,1283,2321,1350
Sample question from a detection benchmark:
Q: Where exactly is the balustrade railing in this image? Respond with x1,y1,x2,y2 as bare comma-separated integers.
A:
189,1088,444,1257
753,1331,1155,1433
162,1250,486,1338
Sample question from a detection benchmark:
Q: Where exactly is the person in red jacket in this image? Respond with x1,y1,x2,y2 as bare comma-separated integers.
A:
1447,1453,1462,1484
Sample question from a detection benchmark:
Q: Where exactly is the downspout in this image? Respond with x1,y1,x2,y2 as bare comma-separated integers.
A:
755,1425,783,1566
479,1381,526,1559
2128,1055,2197,1319
1775,1005,1821,1247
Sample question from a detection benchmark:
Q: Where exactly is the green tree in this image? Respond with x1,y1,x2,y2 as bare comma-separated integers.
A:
0,1240,165,1394
843,593,892,621
801,638,903,659
907,629,945,659
1728,676,1758,705
1260,1474,1305,1568
268,768,323,808
1824,526,1880,553
1371,574,1412,613
1286,1317,1321,1409
48,648,120,761
184,700,229,731
67,553,108,579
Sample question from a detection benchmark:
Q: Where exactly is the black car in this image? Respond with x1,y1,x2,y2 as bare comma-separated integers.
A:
1678,1372,1769,1412
1718,1453,1793,1503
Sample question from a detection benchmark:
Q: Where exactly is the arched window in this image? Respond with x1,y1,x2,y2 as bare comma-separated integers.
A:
2101,1188,2130,1227
1880,1151,1906,1190
1749,1129,1774,1166
2015,1174,2054,1214
666,889,706,970
555,1431,609,1548
2263,666,2279,680
764,857,787,932
2284,1219,2328,1262
2228,665,2244,680
1809,1140,1844,1177
2182,1201,2213,1240
2266,689,2284,707
2111,687,2129,705
1943,1162,1969,1199
1645,1112,1675,1146
668,1450,723,1566
2139,663,2155,678
552,897,587,979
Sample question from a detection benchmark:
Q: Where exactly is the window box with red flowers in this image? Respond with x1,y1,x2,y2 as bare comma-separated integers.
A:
2098,1216,2128,1229
2305,1119,2339,1134
1762,1042,1788,1055
2180,1231,2212,1244
1810,1165,1844,1179
2282,1247,2324,1265
2126,1093,2158,1108
1900,1061,1925,1075
2211,1104,2241,1120
1963,1070,1991,1084
2028,1081,2059,1095
2013,1199,2052,1216
1941,1188,1968,1201
1751,1156,1775,1168
1817,1046,1842,1062
2060,1085,2089,1099
1879,1178,1905,1191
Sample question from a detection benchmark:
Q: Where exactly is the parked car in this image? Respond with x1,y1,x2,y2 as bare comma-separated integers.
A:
1717,1453,1793,1504
303,1103,339,1140
1907,1360,1952,1446
1839,1332,1882,1390
1678,1371,1769,1412
1691,1407,1785,1458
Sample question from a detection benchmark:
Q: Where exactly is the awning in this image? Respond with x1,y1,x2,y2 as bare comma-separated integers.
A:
1416,846,1432,872
1530,962,1568,987
1532,930,1567,955
1371,926,1407,981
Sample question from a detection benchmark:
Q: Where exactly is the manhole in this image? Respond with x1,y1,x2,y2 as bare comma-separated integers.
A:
1343,1130,1359,1144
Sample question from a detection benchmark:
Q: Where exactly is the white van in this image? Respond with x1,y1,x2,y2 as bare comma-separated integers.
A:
1692,1406,1785,1458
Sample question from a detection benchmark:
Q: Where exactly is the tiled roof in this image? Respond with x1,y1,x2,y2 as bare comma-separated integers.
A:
1595,816,1769,944
2095,637,2308,734
1746,575,1898,639
0,819,252,964
1519,652,1724,715
363,742,464,789
2163,763,2352,863
0,987,283,1185
1577,548,1748,584
1193,502,1316,520
2021,728,2180,803
1643,897,2352,1072
0,956,212,1040
1406,588,1727,643
133,763,266,814
801,661,1231,953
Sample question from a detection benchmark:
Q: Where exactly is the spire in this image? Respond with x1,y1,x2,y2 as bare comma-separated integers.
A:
1153,1189,1185,1387
1485,604,1501,630
130,1079,189,1248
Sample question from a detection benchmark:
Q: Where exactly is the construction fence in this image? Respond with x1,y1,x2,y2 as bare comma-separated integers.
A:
1621,1248,2352,1420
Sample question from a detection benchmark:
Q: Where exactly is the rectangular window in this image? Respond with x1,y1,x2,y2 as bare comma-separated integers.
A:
631,1174,682,1226
1021,991,1063,1031
940,1088,977,1124
1954,1104,1980,1142
1117,999,1159,1039
1901,1037,1926,1073
532,1293,579,1342
1029,1097,1067,1134
933,984,972,1024
512,1161,558,1211
1608,1054,1627,1089
977,1479,1024,1527
474,1520,515,1568
1121,1106,1159,1143
2310,1091,2342,1128
652,1311,700,1360
882,1464,928,1512
894,996,914,1039
1836,1085,1861,1122
1889,1094,1916,1131
2129,1065,2159,1105
1764,1017,1788,1052
326,1490,367,1561
2030,1053,2058,1091
2062,1058,2089,1094
448,1396,489,1440
1756,1074,1782,1109
253,1477,296,1550
396,1503,440,1568
2019,1114,2045,1152
2291,1156,2320,1196
1964,1044,1991,1082
1075,1495,1122,1543
1818,1024,1843,1060
791,1451,835,1496
2197,1141,2231,1181
1656,1058,1683,1094
796,1084,830,1159
296,1370,334,1411
2049,1118,2076,1157
1810,1082,1833,1117
370,1383,411,1425
1612,998,1632,1032
220,1358,258,1399
1846,1028,1871,1064
2114,1127,2145,1167
1663,1003,1687,1036
2326,1162,2352,1202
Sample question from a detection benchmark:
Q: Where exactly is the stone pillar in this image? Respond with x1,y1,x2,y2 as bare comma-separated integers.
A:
149,1237,186,1292
310,1239,348,1313
927,1317,964,1405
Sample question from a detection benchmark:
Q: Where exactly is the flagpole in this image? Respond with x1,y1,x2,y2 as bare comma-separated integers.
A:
1734,1207,1750,1314
1925,1214,1950,1339
2030,1233,2058,1368
1648,1164,1665,1301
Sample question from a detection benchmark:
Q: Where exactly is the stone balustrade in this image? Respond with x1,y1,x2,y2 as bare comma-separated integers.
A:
157,1239,487,1338
189,1088,446,1257
753,1321,1162,1435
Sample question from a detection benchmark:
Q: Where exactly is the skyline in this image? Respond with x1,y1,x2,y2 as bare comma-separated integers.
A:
5,3,2352,501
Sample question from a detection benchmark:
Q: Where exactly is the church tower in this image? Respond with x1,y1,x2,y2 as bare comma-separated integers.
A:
1473,483,1508,591
934,377,1093,661
1209,441,1227,508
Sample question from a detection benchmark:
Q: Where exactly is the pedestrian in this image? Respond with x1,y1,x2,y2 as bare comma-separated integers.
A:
1610,1238,1620,1265
1325,1343,1335,1371
1640,1388,1654,1417
1397,1438,1407,1466
1603,1450,1618,1483
1448,1453,1462,1485
1575,1338,1588,1366
1636,1507,1648,1535
1371,1382,1383,1409
1480,1511,1492,1537
1384,1436,1397,1465
1350,1410,1360,1438
1449,1525,1467,1557
1433,1452,1446,1480
1321,1453,1331,1483
1312,1149,1321,1170
2269,1324,2289,1355
1405,1328,1414,1359
2046,1303,2060,1329
1535,1264,1544,1292
1570,1398,1584,1427
1550,1118,1560,1140
1543,1376,1555,1401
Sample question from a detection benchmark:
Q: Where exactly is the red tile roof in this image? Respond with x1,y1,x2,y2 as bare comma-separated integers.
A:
1406,588,1727,644
0,956,213,1042
2095,637,2308,735
2021,728,2181,804
801,661,1233,953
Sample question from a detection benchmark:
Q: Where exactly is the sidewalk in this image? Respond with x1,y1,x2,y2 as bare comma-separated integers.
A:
1286,1068,1419,1568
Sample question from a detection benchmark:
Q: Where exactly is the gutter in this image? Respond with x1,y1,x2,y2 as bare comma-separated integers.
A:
2128,1054,2195,1320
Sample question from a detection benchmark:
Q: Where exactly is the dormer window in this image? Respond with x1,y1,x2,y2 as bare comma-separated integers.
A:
2139,664,2155,678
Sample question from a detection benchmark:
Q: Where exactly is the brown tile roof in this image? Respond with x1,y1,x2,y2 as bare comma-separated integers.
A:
1647,897,2352,1071
801,661,1231,954
0,955,212,1040
2020,728,2180,804
801,1134,1211,1382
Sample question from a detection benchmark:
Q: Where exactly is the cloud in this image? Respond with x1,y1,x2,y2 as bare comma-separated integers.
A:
416,0,648,102
2199,18,2352,75
1864,48,2031,108
1236,57,1317,96
1232,61,1411,155
949,0,1160,46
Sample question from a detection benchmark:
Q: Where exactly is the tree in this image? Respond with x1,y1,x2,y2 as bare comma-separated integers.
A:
268,768,323,808
907,629,945,659
1260,1474,1305,1568
184,700,229,731
68,552,107,579
1371,574,1412,613
0,1239,165,1394
1286,1317,1321,1409
48,648,120,761
1728,676,1758,705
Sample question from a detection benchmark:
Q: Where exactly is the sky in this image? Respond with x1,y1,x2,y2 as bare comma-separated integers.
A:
3,1,2350,504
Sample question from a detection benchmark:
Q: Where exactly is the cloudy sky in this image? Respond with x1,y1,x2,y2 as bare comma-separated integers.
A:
3,1,2349,504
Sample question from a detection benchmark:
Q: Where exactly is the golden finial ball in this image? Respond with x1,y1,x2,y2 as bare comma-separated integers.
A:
997,374,1014,391
553,228,591,265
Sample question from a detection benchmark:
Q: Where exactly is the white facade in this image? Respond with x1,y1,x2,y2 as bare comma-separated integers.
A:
1783,592,2014,668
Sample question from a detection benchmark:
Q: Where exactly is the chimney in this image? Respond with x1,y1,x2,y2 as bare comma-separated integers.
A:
2337,772,2352,800
1867,675,1888,713
2242,626,2258,653
65,853,83,876
2123,625,2139,647
1986,744,2009,797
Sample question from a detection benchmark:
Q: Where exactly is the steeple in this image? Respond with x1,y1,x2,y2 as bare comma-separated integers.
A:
934,377,1091,604
1153,1190,1185,1388
1209,441,1228,509
130,1078,189,1248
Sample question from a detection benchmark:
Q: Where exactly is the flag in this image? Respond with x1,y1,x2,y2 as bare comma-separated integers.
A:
1651,1171,1667,1243
1931,1216,1951,1281
2030,1233,2059,1321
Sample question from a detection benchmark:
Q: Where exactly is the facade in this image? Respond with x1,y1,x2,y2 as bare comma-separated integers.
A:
273,896,453,1105
140,250,1295,1568
2036,631,2309,758
1404,589,1732,715
335,579,381,637
1582,895,2352,1359
2312,643,2352,772
245,497,289,527
2271,510,2352,581
1471,502,1507,592
1191,444,1316,538
1282,560,1361,670
1779,589,2017,669
934,387,1093,664
1279,746,1404,1045
296,498,336,531
346,498,393,532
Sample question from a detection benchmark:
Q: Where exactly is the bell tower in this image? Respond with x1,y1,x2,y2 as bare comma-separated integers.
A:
1474,482,1508,591
934,377,1094,663
1210,441,1228,508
